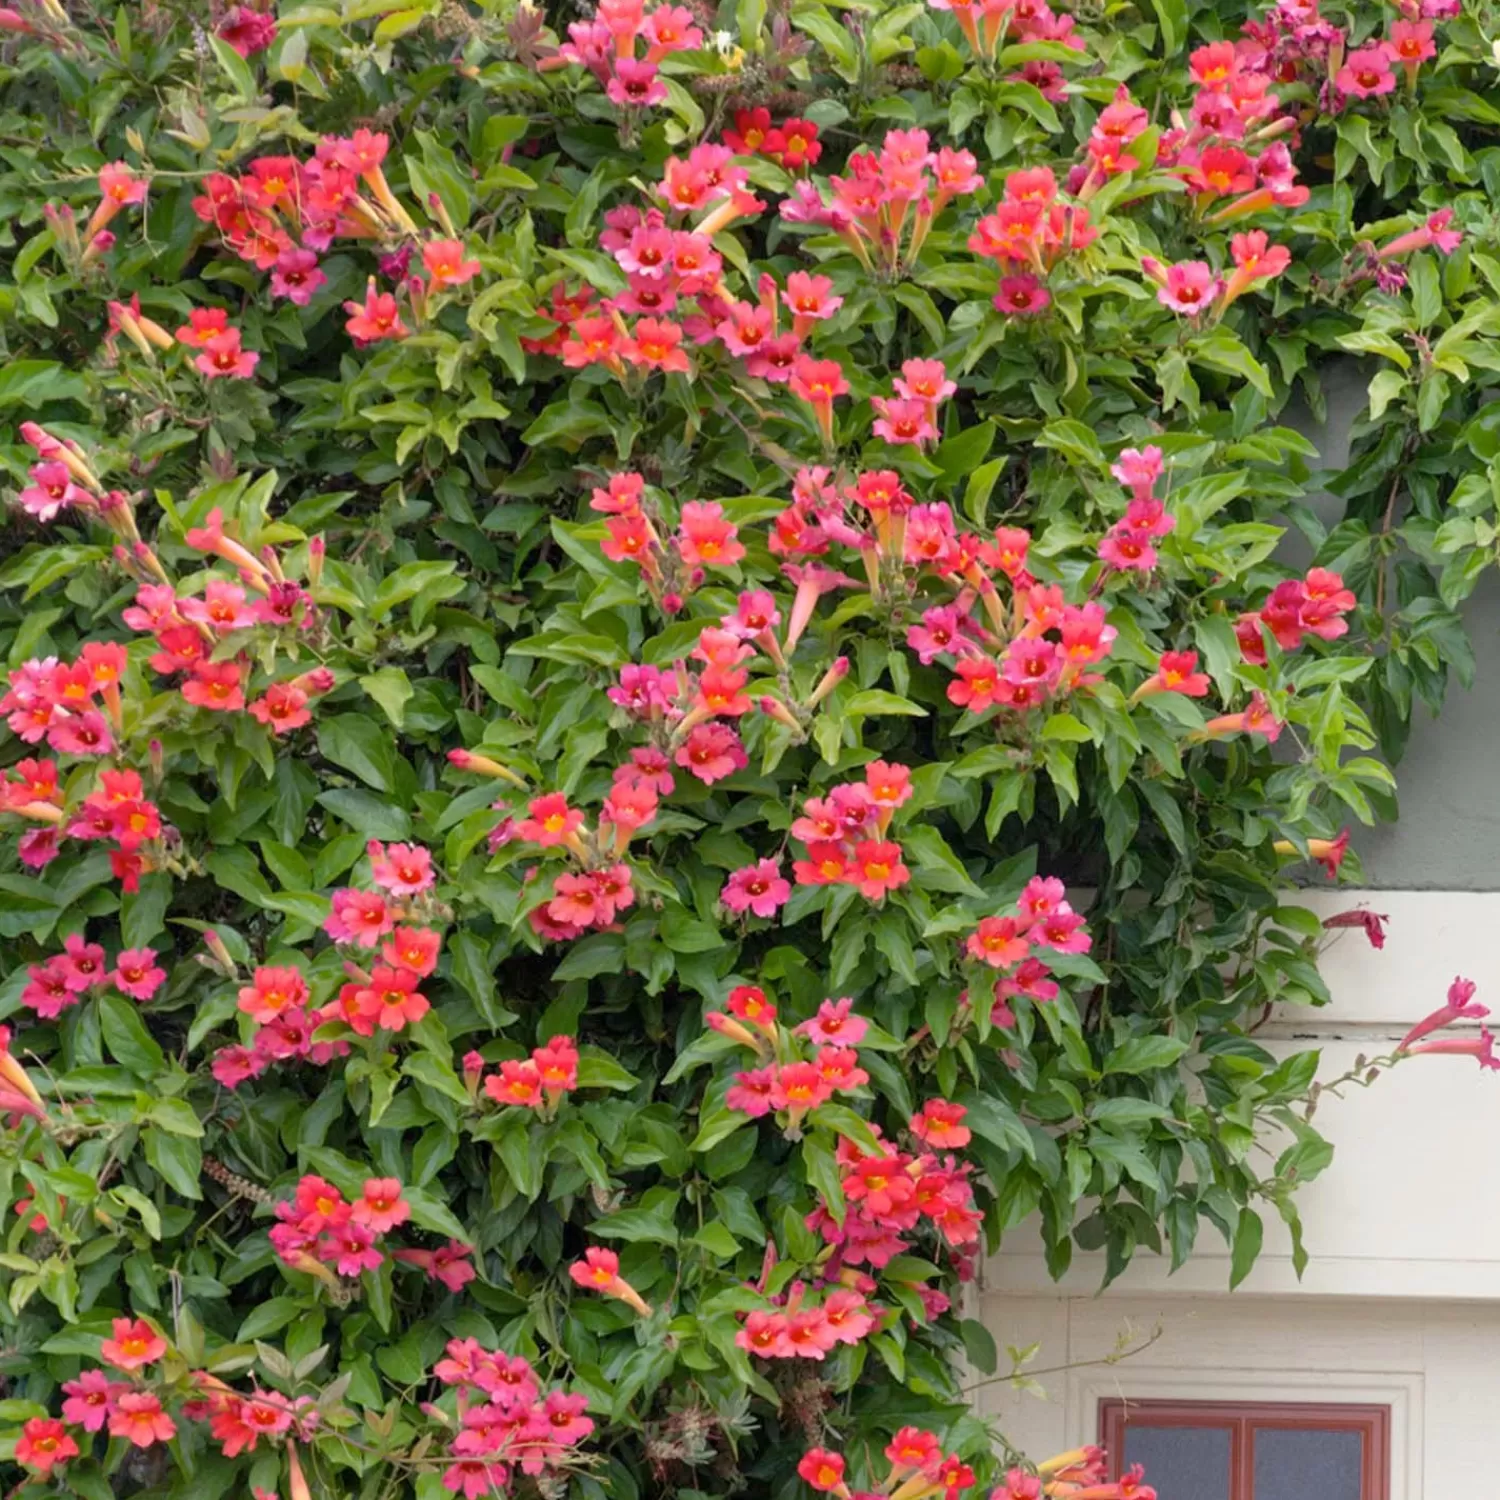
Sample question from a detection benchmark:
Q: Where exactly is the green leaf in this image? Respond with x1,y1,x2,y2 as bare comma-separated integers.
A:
844,690,927,718
360,667,415,728
403,1185,471,1243
591,1198,680,1246
316,789,411,840
1230,1206,1264,1289
933,423,995,487
99,994,165,1077
144,1129,202,1200
1146,0,1185,54
575,1048,640,1091
120,874,173,949
1102,1035,1189,1075
316,715,396,791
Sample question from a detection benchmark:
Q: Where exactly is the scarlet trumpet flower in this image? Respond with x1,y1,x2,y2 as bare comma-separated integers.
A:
569,1246,653,1315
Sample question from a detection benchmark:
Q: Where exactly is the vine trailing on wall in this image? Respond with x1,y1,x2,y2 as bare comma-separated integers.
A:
0,0,1497,1496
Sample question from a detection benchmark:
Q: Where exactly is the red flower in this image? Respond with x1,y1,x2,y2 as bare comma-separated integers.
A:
675,722,747,784
249,681,312,733
798,1448,849,1494
947,657,1001,712
766,118,822,170
422,238,482,288
194,327,260,380
15,1418,78,1474
100,1316,167,1371
352,1177,410,1232
109,1391,176,1448
678,501,744,568
966,916,1030,968
886,1426,943,1477
181,658,245,712
850,840,909,900
723,107,772,155
911,1100,971,1149
622,316,690,372
516,793,585,847
722,859,791,918
344,279,409,343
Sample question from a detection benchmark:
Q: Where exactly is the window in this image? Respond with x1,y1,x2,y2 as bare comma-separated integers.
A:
1097,1399,1390,1500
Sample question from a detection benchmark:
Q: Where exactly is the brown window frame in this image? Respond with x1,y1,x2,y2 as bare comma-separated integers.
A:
1097,1397,1390,1500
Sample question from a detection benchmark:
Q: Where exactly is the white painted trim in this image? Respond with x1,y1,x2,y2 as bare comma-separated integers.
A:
1067,1366,1421,1500
984,1254,1500,1301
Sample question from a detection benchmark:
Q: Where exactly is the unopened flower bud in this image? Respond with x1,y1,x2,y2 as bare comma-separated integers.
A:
307,534,325,587
447,748,527,788
462,1051,485,1098
202,929,236,974
805,655,849,709
287,1441,312,1500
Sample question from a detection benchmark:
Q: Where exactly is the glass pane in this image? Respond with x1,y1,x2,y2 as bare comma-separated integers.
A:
1121,1425,1232,1500
1253,1427,1363,1500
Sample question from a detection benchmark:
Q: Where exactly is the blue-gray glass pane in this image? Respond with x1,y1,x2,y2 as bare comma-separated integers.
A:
1121,1425,1232,1500
1253,1427,1363,1500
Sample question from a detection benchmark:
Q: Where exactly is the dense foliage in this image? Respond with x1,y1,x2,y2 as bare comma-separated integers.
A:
0,0,1497,1496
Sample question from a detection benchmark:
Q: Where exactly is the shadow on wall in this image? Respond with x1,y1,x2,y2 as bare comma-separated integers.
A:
1281,359,1500,890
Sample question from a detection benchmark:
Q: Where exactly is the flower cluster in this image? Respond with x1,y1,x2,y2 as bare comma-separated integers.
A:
13,1318,174,1478
969,167,1097,317
117,507,332,731
716,988,872,1126
214,843,443,1083
170,306,260,380
13,420,133,525
735,1278,876,1360
1143,230,1291,320
871,358,957,449
21,934,164,1019
927,0,1086,91
478,1035,580,1110
797,1428,975,1498
268,1174,412,1279
1157,42,1308,215
3,644,124,757
501,786,643,942
41,161,149,271
789,764,913,901
1098,446,1177,573
13,1328,328,1479
430,1335,594,1498
809,1116,983,1272
1396,976,1499,1070
190,132,483,349
540,0,703,112
783,128,983,277
185,1376,320,1460
722,108,824,170
1,756,163,885
592,471,744,609
965,876,1089,1025
209,961,346,1089
1236,568,1357,664
940,585,1116,717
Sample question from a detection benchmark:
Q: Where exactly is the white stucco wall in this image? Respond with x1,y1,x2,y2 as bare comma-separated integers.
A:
978,889,1500,1495
973,1291,1497,1499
